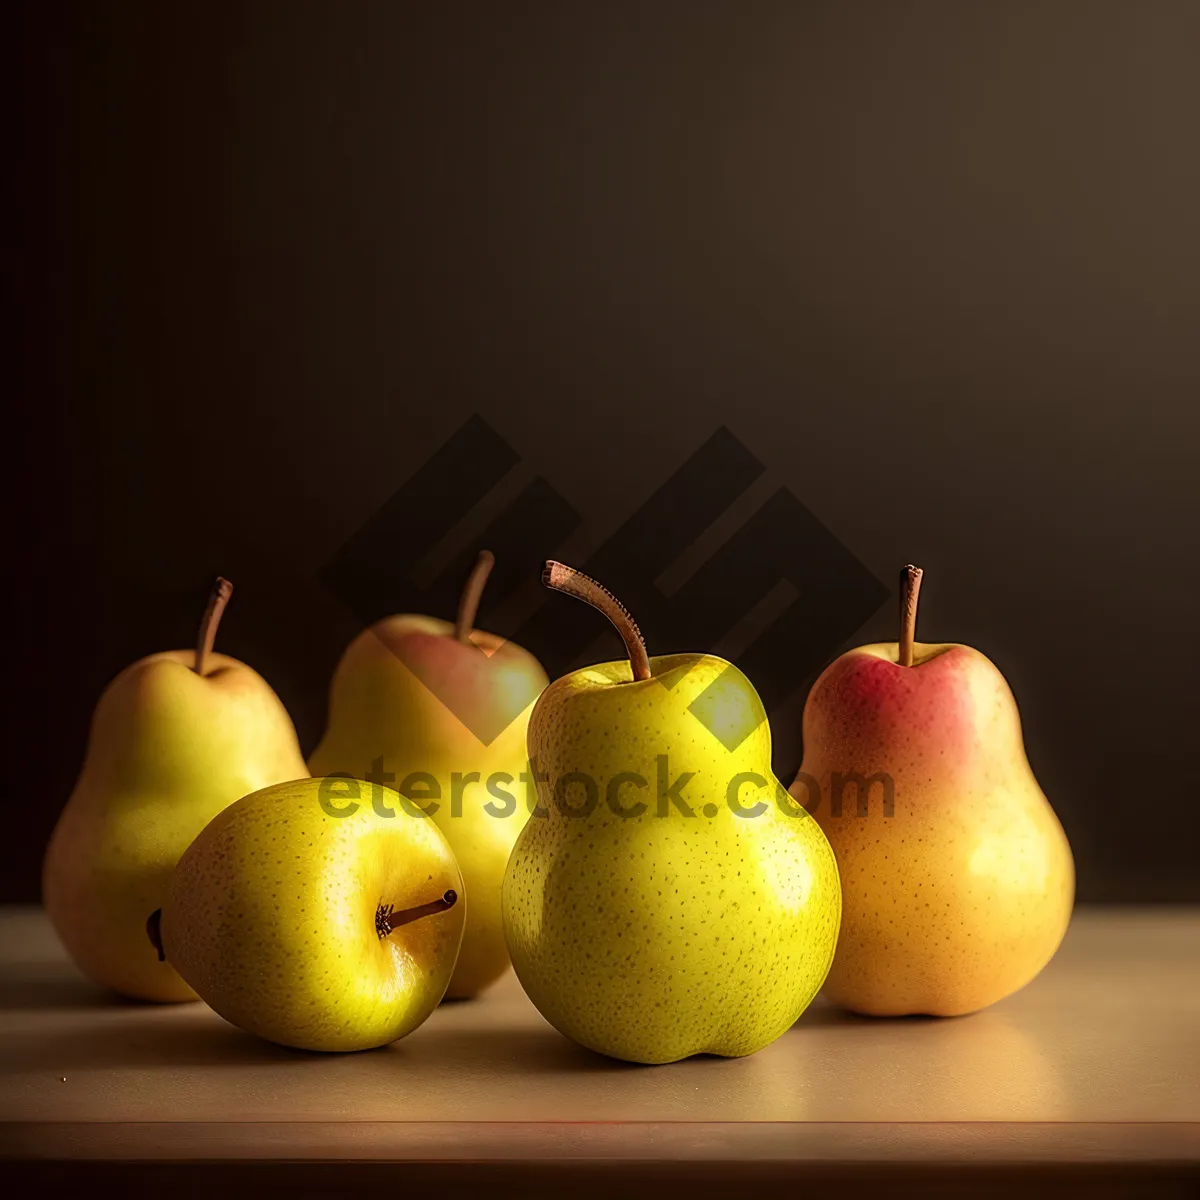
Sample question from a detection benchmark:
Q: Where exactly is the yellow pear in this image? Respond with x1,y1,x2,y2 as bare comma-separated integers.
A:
503,562,841,1064
43,579,309,1001
309,552,549,998
154,778,464,1051
794,565,1074,1016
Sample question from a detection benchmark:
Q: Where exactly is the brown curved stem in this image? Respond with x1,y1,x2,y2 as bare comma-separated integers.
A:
376,890,458,938
542,561,652,681
898,564,923,667
455,551,495,644
194,577,234,676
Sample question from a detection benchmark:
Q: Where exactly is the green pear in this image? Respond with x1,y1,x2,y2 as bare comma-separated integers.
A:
502,562,841,1065
43,579,309,1001
794,566,1075,1016
309,552,548,998
154,777,464,1051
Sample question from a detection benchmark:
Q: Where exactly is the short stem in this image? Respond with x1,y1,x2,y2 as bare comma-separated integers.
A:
377,890,458,938
455,551,495,644
146,908,165,961
898,564,923,667
194,577,234,676
542,561,652,681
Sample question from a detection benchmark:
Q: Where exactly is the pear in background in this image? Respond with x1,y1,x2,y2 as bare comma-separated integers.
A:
503,562,841,1064
309,552,548,998
44,579,309,1001
153,778,464,1051
794,565,1074,1016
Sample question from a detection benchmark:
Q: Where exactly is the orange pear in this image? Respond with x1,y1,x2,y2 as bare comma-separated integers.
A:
794,565,1073,1016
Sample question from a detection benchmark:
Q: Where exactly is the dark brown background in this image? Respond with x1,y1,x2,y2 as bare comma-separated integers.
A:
8,2,1199,902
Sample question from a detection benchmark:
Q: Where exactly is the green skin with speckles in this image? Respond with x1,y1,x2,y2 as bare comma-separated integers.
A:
502,653,841,1065
161,779,465,1051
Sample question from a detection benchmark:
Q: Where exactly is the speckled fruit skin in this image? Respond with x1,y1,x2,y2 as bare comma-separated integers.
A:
160,778,464,1051
44,651,309,1002
503,653,841,1065
795,642,1074,1017
309,615,548,999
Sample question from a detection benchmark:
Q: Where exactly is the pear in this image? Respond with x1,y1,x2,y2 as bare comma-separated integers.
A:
502,562,841,1065
794,565,1075,1017
153,778,464,1050
43,579,309,1001
309,551,549,999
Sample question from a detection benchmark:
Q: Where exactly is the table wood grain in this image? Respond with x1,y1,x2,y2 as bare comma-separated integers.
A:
1,905,1197,1194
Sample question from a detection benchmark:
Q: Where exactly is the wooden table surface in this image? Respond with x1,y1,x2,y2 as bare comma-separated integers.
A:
1,905,1197,1194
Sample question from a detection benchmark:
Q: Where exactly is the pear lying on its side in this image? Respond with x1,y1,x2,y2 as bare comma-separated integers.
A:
43,580,309,1001
156,778,464,1051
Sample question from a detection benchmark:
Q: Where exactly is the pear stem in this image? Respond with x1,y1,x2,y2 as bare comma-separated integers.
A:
898,564,923,667
376,890,458,938
194,577,234,676
455,551,495,644
542,561,652,682
146,908,166,961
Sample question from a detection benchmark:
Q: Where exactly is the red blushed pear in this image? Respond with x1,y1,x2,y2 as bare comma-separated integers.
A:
793,565,1074,1017
308,552,550,999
